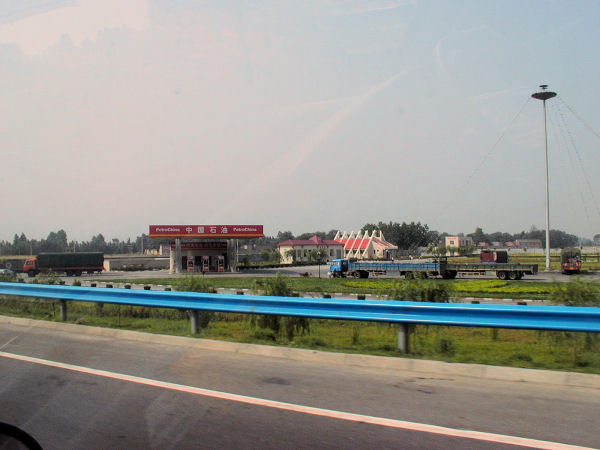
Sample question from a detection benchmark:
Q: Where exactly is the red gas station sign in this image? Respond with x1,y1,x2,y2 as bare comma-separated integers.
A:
149,225,264,238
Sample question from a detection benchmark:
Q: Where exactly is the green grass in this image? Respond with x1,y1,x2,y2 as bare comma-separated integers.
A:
104,276,558,299
2,294,599,374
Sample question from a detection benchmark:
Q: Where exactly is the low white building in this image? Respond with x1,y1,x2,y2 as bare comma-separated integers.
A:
277,235,344,264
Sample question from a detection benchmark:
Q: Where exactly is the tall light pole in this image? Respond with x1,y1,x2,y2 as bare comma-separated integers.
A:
531,84,556,271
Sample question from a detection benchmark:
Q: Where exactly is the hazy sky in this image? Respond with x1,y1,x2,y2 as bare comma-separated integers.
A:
1,0,599,242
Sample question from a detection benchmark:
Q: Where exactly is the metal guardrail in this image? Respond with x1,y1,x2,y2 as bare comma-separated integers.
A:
1,282,599,333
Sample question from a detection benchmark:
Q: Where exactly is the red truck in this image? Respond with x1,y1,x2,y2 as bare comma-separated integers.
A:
561,248,581,274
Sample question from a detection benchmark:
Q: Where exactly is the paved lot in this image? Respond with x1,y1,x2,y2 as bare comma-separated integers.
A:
32,265,599,283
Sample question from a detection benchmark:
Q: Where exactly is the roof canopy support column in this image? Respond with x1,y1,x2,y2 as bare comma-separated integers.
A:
174,238,182,274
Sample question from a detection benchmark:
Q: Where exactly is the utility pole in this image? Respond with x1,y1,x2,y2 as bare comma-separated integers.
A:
531,85,556,272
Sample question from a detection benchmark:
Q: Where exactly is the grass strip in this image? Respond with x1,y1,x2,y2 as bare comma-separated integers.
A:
1,295,599,374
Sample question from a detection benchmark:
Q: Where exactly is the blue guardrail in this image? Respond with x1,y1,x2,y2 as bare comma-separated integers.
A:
0,282,599,332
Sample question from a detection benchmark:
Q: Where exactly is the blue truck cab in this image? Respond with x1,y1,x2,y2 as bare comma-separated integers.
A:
328,259,348,277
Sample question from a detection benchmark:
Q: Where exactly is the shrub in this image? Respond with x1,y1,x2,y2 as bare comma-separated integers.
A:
549,278,600,306
508,352,533,363
250,274,310,341
33,271,61,285
351,326,360,345
175,276,216,330
387,279,452,303
0,273,17,283
435,337,456,356
385,281,452,354
252,328,276,341
575,352,600,368
177,276,217,294
295,336,326,347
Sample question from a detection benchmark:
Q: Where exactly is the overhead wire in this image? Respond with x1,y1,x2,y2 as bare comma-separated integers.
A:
558,97,600,142
554,97,600,221
546,103,593,227
434,96,532,223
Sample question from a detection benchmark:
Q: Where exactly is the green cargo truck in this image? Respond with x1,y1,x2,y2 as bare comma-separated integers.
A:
23,253,104,277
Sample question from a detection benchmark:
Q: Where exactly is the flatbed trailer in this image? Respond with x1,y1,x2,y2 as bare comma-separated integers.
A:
441,262,538,280
329,259,538,280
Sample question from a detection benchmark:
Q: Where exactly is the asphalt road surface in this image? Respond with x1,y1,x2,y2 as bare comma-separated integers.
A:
1,321,598,449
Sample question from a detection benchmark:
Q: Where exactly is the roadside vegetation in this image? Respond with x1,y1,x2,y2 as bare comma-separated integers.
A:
1,274,599,374
102,276,559,299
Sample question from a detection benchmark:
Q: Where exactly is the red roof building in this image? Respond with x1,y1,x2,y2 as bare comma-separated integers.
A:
334,230,397,260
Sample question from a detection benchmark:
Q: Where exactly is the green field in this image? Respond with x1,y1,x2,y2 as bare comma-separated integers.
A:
105,276,557,299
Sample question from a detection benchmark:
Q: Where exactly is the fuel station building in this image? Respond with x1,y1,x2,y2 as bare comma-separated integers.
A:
149,225,264,273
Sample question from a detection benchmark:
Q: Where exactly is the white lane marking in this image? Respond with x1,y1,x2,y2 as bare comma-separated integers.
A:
0,336,19,350
0,350,592,450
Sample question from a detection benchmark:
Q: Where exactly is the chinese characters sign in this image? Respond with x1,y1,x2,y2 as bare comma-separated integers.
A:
149,225,264,238
170,242,228,250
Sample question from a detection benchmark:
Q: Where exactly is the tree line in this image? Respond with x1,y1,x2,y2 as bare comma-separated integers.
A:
468,226,580,249
0,230,149,256
0,223,585,257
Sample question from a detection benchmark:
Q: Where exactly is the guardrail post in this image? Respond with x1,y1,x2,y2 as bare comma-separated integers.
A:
190,310,199,334
60,300,68,322
397,324,409,353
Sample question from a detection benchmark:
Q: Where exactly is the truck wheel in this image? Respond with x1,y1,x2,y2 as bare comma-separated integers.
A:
508,271,518,280
497,271,508,280
27,271,35,278
405,272,413,279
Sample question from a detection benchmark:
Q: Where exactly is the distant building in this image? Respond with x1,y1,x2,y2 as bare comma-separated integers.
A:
515,239,543,249
334,230,398,260
445,236,474,249
277,235,344,264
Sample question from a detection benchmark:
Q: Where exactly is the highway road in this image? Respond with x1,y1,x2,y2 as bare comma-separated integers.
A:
1,320,598,449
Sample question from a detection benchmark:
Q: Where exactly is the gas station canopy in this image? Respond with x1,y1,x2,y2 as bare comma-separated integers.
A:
148,225,264,274
149,225,264,239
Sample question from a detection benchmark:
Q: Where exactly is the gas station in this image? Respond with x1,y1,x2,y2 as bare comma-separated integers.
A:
149,225,264,274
